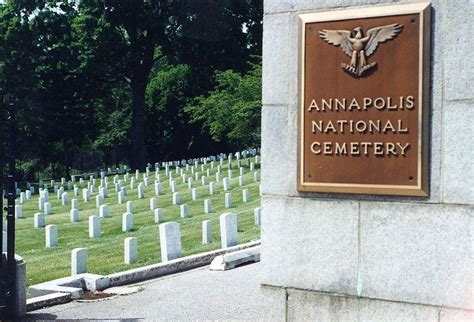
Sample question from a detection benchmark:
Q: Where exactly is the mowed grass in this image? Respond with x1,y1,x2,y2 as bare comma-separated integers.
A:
9,157,261,286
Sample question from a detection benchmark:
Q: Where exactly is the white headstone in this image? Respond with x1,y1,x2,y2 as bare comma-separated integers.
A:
38,197,45,210
70,209,79,223
34,213,45,228
180,204,189,218
99,205,109,218
201,176,207,186
254,207,261,226
159,222,182,262
202,220,212,245
138,183,144,199
45,224,58,247
71,198,79,210
15,205,23,219
219,213,238,248
188,178,193,189
96,195,103,208
239,176,245,187
154,208,164,223
171,180,177,193
172,192,180,205
43,189,49,201
192,188,198,201
225,193,233,208
242,189,250,202
204,199,212,213
82,188,90,202
254,170,260,182
118,191,125,204
223,178,231,191
122,212,133,232
228,169,233,179
89,216,100,238
44,202,52,215
19,192,26,204
126,201,134,214
61,192,70,206
124,237,137,264
209,182,216,195
154,182,162,195
2,231,6,252
150,198,157,210
71,248,87,275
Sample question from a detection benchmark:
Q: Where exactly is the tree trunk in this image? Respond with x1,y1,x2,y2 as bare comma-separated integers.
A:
130,78,147,170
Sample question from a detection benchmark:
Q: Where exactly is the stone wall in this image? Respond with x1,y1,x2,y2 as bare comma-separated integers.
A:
261,0,473,320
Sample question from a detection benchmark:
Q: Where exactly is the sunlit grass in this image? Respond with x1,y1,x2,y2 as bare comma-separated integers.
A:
8,157,261,286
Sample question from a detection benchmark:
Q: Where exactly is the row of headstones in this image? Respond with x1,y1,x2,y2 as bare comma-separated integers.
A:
31,165,260,218
9,148,259,201
10,151,259,206
32,189,256,244
67,208,261,274
10,152,260,225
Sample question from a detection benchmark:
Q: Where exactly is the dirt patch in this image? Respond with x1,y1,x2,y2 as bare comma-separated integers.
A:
77,291,117,302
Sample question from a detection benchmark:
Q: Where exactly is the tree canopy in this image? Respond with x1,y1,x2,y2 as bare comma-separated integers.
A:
0,0,262,180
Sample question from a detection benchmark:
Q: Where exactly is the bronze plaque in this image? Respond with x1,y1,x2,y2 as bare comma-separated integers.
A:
298,3,431,196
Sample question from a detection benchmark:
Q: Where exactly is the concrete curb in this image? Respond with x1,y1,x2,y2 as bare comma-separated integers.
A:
210,245,261,271
27,292,72,312
107,240,261,287
27,240,260,312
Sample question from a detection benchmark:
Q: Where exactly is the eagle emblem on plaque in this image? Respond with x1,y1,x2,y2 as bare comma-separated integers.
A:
319,23,403,77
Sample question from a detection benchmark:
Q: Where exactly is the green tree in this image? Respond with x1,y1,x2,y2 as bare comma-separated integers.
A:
185,60,262,150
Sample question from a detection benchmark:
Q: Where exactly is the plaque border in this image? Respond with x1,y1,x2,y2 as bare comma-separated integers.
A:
297,2,431,196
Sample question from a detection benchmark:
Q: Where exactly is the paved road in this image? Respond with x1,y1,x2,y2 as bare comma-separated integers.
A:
27,262,271,321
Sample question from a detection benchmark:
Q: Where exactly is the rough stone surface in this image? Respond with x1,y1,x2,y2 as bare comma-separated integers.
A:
262,14,290,105
439,307,474,322
442,101,474,204
264,0,397,14
287,289,440,322
360,202,473,309
443,2,474,101
260,285,287,322
261,196,359,295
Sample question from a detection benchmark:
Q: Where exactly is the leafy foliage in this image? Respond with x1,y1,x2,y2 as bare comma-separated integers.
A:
186,60,262,149
0,0,263,180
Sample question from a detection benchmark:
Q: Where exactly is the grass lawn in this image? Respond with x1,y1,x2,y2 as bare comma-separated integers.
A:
7,157,261,286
